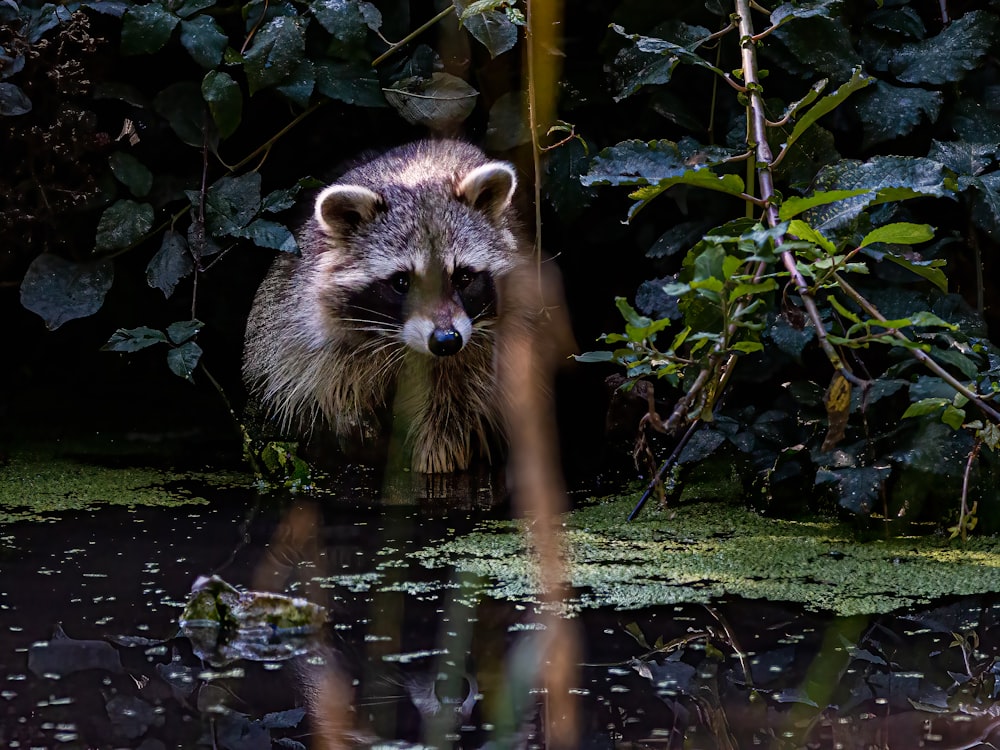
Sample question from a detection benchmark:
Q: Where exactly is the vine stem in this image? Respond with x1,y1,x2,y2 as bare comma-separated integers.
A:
734,0,863,386
833,273,1000,422
371,5,455,67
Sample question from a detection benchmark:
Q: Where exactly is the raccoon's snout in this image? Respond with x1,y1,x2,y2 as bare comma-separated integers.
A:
429,328,463,357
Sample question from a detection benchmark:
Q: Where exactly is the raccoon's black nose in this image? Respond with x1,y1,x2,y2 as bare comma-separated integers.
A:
428,328,463,356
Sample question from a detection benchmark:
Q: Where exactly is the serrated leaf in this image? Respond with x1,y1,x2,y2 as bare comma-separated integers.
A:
20,254,115,330
769,0,840,29
609,23,721,76
928,140,996,177
243,16,305,95
774,16,862,80
314,60,385,106
201,70,242,139
179,14,228,68
0,82,31,115
146,230,193,298
103,326,167,352
544,136,596,221
121,2,179,56
806,156,952,234
970,173,1000,241
457,1,518,58
860,222,934,248
108,151,153,197
890,11,999,85
166,319,203,345
582,139,689,187
96,199,154,250
608,21,713,101
239,219,298,253
167,340,203,381
854,80,942,149
199,173,262,236
384,72,478,130
782,67,872,156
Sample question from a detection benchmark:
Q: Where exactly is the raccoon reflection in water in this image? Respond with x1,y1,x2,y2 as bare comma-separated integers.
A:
243,139,565,477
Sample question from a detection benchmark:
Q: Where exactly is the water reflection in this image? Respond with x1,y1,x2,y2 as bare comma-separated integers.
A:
3,485,1000,749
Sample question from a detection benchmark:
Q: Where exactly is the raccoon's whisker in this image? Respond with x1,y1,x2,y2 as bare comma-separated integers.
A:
345,304,398,322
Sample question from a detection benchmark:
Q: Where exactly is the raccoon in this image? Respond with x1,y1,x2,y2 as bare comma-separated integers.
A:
242,140,533,475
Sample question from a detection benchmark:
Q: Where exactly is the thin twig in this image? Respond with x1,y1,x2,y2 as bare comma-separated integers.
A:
371,5,456,67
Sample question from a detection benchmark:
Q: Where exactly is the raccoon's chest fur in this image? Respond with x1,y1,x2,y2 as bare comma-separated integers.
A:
242,140,529,474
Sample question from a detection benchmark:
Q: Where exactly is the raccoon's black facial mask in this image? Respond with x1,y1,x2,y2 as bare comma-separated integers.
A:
345,277,407,329
453,267,496,320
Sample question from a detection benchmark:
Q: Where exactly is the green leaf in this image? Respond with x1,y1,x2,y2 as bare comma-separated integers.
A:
941,404,966,430
582,139,689,187
239,219,298,253
167,340,203,381
274,59,315,108
201,70,242,139
243,16,306,95
732,341,763,354
310,0,380,56
544,136,596,221
96,199,154,250
314,60,385,106
146,230,193,298
456,1,518,58
166,319,204,345
773,16,862,80
854,80,942,149
484,92,530,151
782,68,873,157
615,296,650,329
384,73,478,130
199,173,262,236
806,156,953,234
970,172,1000,241
902,398,947,418
769,0,840,29
20,254,115,330
103,326,168,352
609,23,722,76
261,177,323,213
928,140,996,177
574,350,615,363
153,81,214,148
108,152,153,197
779,189,870,220
179,15,228,68
859,222,934,248
607,21,713,101
890,10,999,85
0,83,32,116
121,2,179,56
786,219,836,254
627,170,746,218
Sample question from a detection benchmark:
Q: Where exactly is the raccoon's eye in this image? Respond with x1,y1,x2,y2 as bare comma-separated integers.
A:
388,272,410,294
452,266,477,290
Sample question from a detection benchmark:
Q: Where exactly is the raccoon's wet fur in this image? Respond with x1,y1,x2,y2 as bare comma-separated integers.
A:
242,140,535,474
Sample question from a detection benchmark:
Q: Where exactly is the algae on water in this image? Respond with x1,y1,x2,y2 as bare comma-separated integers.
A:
401,495,1000,618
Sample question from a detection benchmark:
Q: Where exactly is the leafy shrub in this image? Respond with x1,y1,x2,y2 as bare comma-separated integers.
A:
3,0,999,529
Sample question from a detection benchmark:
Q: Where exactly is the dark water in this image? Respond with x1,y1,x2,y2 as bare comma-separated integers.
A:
3,463,1000,750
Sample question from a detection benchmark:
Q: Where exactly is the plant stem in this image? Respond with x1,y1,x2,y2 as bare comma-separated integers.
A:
833,272,1000,422
371,5,456,67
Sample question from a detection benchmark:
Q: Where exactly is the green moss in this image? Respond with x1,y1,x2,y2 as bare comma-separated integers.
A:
0,445,252,521
405,494,1000,618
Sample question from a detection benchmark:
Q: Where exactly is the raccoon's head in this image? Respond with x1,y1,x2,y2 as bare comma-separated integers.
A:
311,156,520,358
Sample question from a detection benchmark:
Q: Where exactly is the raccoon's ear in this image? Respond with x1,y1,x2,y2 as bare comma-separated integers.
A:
315,185,385,236
456,163,517,221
